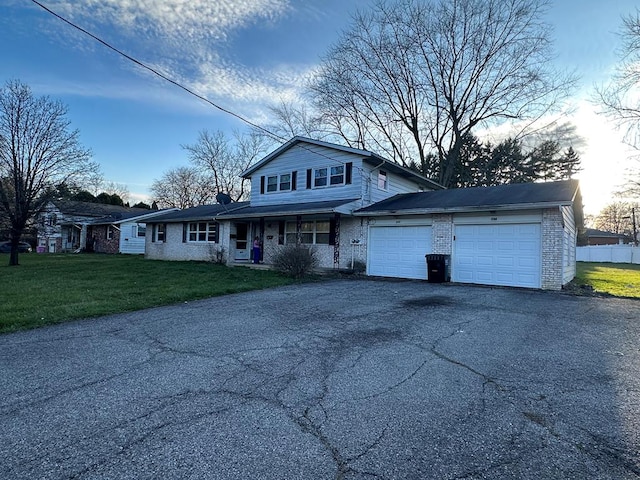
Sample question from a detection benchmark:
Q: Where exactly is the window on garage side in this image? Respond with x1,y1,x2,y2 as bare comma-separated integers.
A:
378,170,388,190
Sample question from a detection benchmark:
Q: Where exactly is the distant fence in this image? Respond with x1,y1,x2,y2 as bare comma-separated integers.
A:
577,245,640,264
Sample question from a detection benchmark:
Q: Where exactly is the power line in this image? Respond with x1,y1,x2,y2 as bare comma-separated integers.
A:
28,0,421,185
29,0,284,143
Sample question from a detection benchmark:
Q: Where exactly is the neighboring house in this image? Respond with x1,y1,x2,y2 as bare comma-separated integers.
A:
584,228,631,245
145,137,440,267
37,200,175,254
145,136,583,290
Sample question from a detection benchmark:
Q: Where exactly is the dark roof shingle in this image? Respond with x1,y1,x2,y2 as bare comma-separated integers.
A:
355,180,580,214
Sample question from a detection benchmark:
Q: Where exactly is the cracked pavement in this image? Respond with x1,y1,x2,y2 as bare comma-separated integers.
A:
1,278,639,479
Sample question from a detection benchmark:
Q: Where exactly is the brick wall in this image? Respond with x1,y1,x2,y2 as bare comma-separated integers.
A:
432,214,453,254
261,217,366,269
541,208,564,290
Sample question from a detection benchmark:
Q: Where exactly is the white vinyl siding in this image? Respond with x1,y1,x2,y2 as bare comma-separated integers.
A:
561,205,577,285
250,144,362,206
119,222,147,254
366,168,424,204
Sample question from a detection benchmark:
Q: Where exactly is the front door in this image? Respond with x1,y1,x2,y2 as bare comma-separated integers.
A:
234,223,250,260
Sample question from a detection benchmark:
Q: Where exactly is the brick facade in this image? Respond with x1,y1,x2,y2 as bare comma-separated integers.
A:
541,208,564,290
432,214,453,254
260,217,367,269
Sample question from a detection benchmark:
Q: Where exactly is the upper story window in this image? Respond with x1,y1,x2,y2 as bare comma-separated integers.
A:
267,175,278,192
42,213,57,226
263,172,295,193
330,166,344,185
188,222,217,242
378,170,388,190
280,173,291,191
314,166,344,188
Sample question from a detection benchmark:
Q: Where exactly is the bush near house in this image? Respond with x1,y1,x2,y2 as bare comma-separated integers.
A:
272,244,319,279
574,262,640,298
0,254,293,333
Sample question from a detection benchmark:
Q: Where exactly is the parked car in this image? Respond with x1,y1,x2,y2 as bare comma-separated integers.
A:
0,241,32,253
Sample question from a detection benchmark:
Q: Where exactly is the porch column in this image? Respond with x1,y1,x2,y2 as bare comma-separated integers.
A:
79,224,88,252
259,218,265,261
333,213,341,268
296,215,302,245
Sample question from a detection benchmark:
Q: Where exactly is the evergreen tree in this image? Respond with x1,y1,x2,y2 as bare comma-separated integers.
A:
557,147,581,179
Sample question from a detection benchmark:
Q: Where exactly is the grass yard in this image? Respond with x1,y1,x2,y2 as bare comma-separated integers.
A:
0,254,294,333
575,262,640,299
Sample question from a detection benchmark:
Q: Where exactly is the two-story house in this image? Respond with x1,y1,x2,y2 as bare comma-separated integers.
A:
145,137,583,290
145,137,441,268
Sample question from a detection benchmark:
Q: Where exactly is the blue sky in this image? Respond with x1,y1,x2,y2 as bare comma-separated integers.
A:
1,0,638,214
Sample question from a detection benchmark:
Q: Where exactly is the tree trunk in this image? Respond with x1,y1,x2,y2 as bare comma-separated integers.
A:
8,233,20,266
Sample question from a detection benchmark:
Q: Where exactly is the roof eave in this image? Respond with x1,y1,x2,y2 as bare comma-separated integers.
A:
354,201,575,217
218,207,341,220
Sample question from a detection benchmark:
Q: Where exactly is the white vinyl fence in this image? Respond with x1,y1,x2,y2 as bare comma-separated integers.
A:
577,245,640,264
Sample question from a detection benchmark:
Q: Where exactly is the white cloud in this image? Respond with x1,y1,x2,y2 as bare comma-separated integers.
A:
47,0,291,41
32,0,314,121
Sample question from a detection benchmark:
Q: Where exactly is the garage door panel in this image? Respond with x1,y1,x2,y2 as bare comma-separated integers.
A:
477,256,494,266
496,256,515,267
453,223,541,288
368,226,432,280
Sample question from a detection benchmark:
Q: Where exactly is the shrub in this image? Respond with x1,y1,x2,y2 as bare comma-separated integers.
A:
272,244,319,278
209,245,226,264
351,259,366,274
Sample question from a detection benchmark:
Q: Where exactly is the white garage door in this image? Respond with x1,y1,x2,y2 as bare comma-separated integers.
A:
368,225,432,280
453,224,541,288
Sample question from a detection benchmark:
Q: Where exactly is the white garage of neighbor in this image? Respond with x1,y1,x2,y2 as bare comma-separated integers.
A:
355,180,583,290
368,224,432,280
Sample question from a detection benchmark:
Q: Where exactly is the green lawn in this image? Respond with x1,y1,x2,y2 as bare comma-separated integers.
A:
0,254,294,333
575,262,640,299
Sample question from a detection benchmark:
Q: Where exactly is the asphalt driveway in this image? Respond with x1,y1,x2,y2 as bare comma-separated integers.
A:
1,279,639,479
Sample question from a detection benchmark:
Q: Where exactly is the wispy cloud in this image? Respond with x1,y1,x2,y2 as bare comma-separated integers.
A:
31,0,315,121
45,0,291,41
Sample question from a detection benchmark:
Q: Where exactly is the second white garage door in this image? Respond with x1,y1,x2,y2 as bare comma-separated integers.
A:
368,225,432,280
453,224,541,288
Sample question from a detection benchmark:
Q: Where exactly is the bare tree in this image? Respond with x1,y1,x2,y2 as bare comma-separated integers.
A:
0,80,93,265
596,9,640,198
311,0,575,187
100,181,130,205
592,202,638,235
150,166,214,209
183,130,270,201
262,99,324,141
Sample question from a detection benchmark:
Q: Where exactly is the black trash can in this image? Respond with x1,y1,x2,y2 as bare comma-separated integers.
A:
425,254,449,283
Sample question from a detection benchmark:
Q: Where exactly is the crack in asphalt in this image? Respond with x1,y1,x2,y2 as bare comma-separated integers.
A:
4,286,638,479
